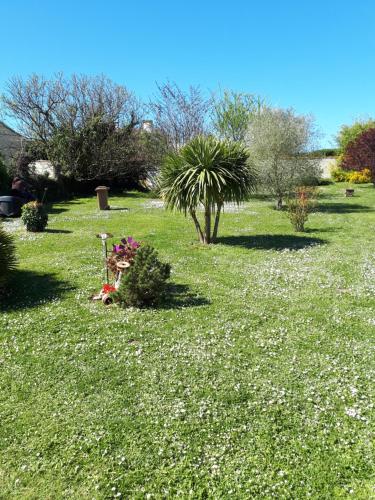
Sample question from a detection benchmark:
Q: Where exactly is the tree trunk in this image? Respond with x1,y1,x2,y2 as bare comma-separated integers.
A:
204,204,211,244
212,202,223,242
276,197,283,210
190,210,204,243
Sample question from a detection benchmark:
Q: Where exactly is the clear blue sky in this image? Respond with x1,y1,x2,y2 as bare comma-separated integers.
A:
1,0,375,147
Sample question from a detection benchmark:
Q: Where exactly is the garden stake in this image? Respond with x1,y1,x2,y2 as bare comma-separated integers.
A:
96,233,113,283
41,187,48,204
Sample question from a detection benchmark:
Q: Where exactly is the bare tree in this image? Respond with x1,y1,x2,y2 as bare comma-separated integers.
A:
0,74,163,183
149,81,212,152
2,73,67,142
246,107,321,209
1,73,141,142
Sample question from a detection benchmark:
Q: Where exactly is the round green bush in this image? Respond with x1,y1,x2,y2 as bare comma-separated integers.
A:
0,223,17,292
21,202,48,232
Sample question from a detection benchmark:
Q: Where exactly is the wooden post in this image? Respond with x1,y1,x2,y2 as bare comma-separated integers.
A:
95,186,110,210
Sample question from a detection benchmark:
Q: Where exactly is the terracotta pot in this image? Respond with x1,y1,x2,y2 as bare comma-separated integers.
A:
102,293,113,305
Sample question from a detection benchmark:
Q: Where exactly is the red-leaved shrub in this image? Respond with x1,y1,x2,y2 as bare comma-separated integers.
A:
341,128,375,183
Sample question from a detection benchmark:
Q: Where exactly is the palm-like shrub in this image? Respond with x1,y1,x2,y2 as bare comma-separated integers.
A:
0,224,17,292
159,136,257,243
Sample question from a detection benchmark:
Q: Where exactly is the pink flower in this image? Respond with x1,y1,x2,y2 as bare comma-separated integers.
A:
113,244,125,253
127,236,140,249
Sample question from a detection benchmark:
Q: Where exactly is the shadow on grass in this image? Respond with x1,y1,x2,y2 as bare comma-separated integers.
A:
47,206,69,214
316,203,373,213
216,234,327,250
158,283,210,310
1,270,74,311
304,227,341,234
120,191,154,199
45,228,72,234
47,200,83,215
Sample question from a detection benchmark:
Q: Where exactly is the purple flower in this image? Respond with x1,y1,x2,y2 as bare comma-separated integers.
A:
113,244,125,253
127,236,140,249
113,237,140,254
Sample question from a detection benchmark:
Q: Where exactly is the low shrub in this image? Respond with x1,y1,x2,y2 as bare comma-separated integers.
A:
331,166,371,183
318,178,333,186
21,201,48,232
0,223,17,292
304,149,338,158
347,168,371,184
287,186,317,232
331,166,350,182
0,155,10,194
112,245,171,307
31,174,71,202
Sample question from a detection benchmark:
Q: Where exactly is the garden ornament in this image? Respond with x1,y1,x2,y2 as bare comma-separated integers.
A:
115,260,130,289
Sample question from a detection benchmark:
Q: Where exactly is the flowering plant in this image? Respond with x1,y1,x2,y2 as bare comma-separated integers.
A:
112,236,140,254
287,186,318,232
102,283,116,294
107,236,141,275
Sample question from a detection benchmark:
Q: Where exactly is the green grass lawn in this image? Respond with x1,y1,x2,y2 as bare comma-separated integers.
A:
1,183,375,498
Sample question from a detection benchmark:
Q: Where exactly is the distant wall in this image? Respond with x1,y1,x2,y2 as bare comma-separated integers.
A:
30,160,59,180
318,158,337,178
0,122,25,163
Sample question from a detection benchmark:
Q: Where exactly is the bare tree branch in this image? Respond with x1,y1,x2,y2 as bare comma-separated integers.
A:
149,81,212,152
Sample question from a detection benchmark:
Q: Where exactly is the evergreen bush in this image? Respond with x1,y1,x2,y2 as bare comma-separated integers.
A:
113,245,171,307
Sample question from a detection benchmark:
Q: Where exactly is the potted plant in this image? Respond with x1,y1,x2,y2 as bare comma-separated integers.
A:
21,201,48,232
